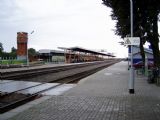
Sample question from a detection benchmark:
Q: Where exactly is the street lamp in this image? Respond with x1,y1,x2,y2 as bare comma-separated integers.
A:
27,30,34,67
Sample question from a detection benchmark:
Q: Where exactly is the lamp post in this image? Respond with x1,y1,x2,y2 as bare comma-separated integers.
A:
27,30,34,67
129,0,135,94
27,40,29,66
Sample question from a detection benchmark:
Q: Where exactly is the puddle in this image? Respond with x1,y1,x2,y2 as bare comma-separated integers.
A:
104,73,113,76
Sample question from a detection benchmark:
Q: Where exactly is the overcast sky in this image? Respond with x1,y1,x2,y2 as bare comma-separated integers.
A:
0,0,128,58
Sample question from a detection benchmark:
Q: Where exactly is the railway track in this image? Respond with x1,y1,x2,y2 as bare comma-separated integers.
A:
0,60,120,113
1,60,114,80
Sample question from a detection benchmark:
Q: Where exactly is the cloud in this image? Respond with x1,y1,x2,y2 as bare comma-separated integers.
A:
0,0,127,57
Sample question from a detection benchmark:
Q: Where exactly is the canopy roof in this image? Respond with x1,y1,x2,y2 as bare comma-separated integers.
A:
59,46,115,57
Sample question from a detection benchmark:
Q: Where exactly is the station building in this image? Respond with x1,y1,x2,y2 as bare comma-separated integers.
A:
129,46,153,64
39,47,115,63
38,49,65,63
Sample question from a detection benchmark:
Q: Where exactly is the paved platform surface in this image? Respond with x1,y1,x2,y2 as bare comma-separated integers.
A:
3,61,160,120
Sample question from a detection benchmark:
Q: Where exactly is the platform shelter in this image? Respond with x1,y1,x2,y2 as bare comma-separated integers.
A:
59,47,115,63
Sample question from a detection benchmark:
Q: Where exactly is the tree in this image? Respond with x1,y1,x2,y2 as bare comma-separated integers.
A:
143,0,160,67
10,47,17,58
11,47,16,53
0,42,4,53
28,48,37,56
102,0,146,64
102,0,160,67
28,48,37,62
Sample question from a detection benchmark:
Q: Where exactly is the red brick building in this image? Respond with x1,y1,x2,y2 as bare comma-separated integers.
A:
17,32,28,60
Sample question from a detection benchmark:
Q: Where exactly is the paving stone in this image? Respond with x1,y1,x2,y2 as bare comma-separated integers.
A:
6,61,160,120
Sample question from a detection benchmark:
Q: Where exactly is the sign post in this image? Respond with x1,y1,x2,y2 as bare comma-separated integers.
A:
129,0,134,94
124,37,140,94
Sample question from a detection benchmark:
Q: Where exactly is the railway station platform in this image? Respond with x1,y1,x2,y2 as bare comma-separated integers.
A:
2,61,160,120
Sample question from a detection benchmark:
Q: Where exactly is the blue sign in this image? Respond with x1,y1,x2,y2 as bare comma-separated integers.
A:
128,46,131,53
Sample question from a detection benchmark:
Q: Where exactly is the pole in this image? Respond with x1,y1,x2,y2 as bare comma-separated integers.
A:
129,0,135,93
27,31,34,67
129,0,135,94
130,0,133,37
27,37,29,67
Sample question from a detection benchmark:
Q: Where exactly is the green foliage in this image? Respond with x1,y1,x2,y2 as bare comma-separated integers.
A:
10,47,17,58
0,60,26,65
102,0,160,38
102,0,130,38
0,42,4,53
11,47,16,53
28,48,37,56
102,0,160,67
0,48,17,58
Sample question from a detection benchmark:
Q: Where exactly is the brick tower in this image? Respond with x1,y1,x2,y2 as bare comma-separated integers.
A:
17,32,28,60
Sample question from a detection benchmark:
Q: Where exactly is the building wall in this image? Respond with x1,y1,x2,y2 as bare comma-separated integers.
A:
133,53,153,63
17,32,28,60
131,46,153,64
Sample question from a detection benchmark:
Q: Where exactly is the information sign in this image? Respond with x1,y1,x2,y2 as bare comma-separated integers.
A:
124,37,140,45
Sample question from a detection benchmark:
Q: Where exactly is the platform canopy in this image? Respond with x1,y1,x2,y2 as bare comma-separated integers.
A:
58,46,115,57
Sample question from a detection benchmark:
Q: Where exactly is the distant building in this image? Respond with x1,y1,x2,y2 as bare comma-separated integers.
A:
59,47,115,63
17,32,28,60
38,49,65,63
39,47,115,63
129,46,153,64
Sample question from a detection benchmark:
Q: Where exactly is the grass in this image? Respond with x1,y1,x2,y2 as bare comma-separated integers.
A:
0,60,26,65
